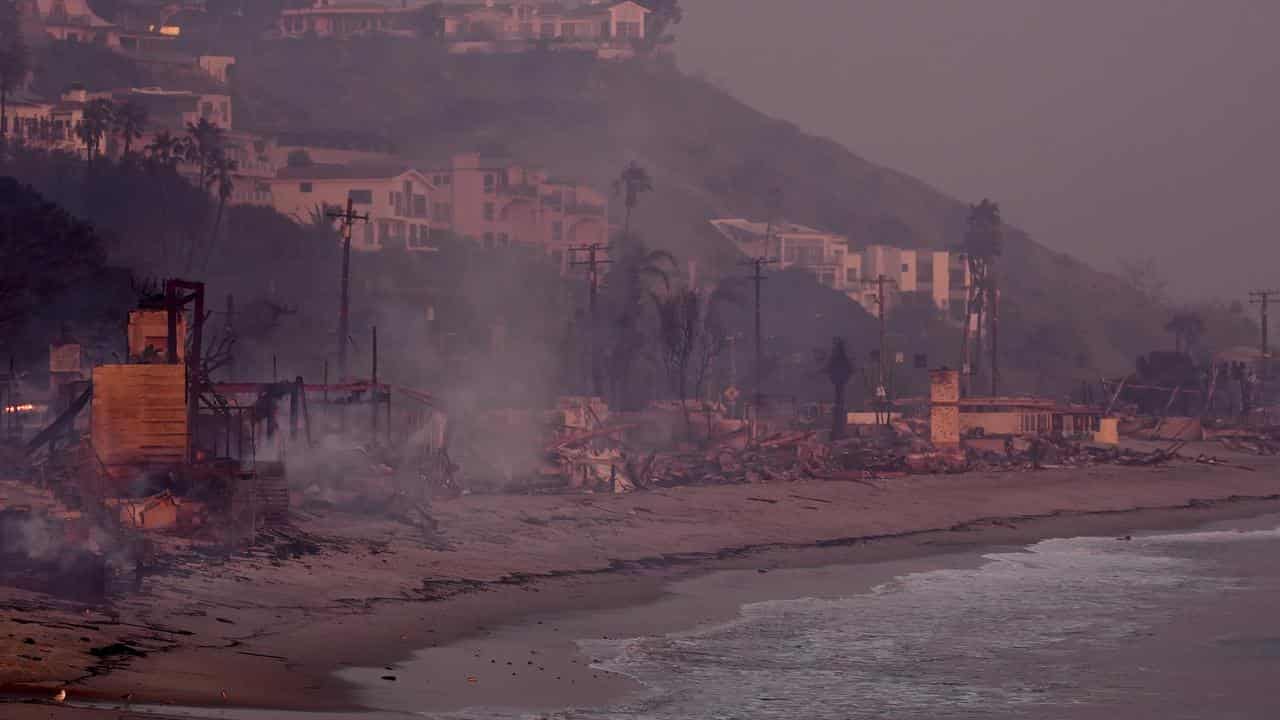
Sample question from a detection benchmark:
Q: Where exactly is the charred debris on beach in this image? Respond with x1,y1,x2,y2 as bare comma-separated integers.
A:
1,287,1273,607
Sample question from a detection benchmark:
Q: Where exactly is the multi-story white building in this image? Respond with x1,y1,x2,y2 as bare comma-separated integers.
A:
710,218,970,318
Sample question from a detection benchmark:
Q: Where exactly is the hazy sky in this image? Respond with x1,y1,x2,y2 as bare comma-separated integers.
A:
676,0,1280,300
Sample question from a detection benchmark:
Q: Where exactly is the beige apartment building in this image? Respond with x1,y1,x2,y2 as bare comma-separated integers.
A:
427,153,609,269
269,165,440,252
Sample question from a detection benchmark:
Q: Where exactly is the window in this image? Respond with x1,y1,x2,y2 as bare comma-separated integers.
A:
483,202,495,221
820,272,835,287
561,22,576,38
413,195,428,218
484,174,495,193
483,232,494,248
497,232,509,246
300,182,313,193
201,101,214,118
540,22,554,37
616,21,640,38
846,268,858,283
901,263,910,273
519,22,533,36
349,189,372,204
917,257,934,284
552,221,563,242
364,223,374,245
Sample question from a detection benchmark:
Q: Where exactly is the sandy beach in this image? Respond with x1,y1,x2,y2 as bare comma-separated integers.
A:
4,439,1280,719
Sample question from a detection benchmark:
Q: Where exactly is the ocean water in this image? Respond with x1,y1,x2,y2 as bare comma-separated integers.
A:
445,523,1280,720
90,521,1280,720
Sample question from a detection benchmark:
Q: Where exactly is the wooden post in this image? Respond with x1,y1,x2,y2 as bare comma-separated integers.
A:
371,326,379,439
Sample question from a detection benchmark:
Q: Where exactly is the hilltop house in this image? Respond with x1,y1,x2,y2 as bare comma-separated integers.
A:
441,1,649,41
19,0,179,53
277,0,429,40
268,165,441,252
271,1,651,56
710,218,970,317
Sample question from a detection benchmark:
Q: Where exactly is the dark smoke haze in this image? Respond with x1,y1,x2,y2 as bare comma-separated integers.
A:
677,0,1280,300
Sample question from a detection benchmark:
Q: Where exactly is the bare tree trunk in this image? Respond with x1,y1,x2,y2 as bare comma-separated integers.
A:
678,368,692,440
989,277,1000,396
201,197,227,271
973,303,984,391
830,380,847,440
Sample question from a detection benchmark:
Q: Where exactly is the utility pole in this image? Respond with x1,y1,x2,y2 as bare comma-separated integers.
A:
328,198,369,381
740,256,779,414
870,274,897,425
1250,289,1278,387
569,242,612,398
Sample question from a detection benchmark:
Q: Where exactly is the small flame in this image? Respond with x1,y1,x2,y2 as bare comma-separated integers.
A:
2,403,41,414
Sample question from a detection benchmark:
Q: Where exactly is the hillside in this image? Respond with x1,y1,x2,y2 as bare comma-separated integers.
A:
22,32,1256,397
230,40,1235,390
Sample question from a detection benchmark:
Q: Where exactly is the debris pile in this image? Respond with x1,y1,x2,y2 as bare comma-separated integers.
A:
1205,426,1280,455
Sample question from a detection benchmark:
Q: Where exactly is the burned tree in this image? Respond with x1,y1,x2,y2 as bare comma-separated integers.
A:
826,337,853,440
959,198,1003,395
652,286,731,439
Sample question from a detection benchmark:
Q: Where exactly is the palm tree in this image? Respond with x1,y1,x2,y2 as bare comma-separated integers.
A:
200,152,238,271
613,160,653,241
77,99,115,169
144,129,181,172
184,118,225,191
113,100,148,159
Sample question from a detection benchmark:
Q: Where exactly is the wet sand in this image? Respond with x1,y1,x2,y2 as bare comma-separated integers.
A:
4,440,1280,718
